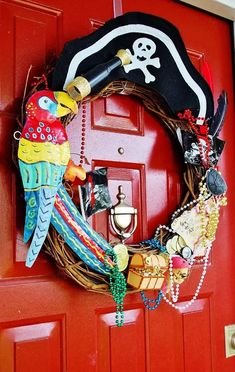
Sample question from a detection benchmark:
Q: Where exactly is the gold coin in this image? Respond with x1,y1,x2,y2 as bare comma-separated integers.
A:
113,244,129,271
171,235,178,249
166,239,173,254
178,235,186,247
166,236,178,255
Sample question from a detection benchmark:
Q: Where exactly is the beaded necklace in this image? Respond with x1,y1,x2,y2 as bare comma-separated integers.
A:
79,101,87,166
75,100,127,327
75,101,227,316
150,146,227,311
16,72,227,325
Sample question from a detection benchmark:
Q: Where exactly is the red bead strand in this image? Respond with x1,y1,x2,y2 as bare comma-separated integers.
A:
178,109,211,168
79,101,87,165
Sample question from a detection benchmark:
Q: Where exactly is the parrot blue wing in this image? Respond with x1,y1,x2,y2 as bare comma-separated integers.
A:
23,191,39,243
19,158,66,249
25,186,57,267
20,159,66,268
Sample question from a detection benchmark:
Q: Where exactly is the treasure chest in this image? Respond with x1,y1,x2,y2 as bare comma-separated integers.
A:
127,253,168,290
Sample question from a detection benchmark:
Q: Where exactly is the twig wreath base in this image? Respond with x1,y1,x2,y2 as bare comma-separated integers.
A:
41,80,205,296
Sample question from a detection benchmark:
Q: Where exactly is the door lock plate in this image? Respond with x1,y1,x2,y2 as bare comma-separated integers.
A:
225,324,235,358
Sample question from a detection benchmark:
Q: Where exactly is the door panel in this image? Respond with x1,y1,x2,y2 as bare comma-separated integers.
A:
0,320,63,372
0,1,62,112
97,308,146,372
92,95,144,134
0,0,235,371
0,1,60,280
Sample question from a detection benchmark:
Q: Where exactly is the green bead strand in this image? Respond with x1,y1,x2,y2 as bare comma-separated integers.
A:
104,247,127,327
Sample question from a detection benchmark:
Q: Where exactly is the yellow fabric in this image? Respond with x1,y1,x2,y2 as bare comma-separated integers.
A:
18,137,70,165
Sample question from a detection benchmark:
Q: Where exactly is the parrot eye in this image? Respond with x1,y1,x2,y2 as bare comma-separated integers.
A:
38,96,54,111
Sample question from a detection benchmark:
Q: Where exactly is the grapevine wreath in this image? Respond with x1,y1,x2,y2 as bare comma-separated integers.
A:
14,12,227,326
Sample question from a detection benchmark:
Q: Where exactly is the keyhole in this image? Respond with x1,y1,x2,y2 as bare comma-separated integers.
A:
118,147,124,155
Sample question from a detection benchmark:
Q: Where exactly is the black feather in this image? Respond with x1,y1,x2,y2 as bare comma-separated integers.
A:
209,91,228,137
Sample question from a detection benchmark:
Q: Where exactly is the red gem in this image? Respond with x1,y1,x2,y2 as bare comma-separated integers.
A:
199,125,208,135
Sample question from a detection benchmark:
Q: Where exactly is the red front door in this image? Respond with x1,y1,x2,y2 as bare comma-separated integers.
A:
0,1,235,371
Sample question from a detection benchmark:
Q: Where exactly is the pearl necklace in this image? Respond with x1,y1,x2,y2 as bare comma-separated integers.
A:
153,170,224,311
163,242,211,310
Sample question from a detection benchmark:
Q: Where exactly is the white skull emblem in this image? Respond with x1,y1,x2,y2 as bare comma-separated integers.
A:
133,38,156,62
123,37,161,84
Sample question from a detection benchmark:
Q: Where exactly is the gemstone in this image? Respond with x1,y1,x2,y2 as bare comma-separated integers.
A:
206,168,227,195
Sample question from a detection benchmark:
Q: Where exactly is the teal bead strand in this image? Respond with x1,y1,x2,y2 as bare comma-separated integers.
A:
141,290,163,310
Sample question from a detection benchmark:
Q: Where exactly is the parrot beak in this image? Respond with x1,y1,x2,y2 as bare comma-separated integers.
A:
54,91,78,117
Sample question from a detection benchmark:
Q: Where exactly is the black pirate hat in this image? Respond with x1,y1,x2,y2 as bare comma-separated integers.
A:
52,12,227,166
52,11,215,120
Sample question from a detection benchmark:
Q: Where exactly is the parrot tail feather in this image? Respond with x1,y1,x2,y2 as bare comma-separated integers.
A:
50,185,114,275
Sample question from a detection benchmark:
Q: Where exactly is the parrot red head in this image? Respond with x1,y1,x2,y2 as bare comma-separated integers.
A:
25,90,78,122
22,90,78,144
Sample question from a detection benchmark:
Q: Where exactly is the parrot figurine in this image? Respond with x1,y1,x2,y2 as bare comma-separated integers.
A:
18,89,114,274
18,89,78,267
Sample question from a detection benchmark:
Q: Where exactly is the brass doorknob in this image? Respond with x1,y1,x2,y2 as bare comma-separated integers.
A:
231,333,235,349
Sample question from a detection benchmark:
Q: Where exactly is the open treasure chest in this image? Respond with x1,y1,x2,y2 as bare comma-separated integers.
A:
127,253,168,290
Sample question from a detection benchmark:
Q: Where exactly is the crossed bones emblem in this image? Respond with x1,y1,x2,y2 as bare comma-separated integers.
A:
123,37,161,84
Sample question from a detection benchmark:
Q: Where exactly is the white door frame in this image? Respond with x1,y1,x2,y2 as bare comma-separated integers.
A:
179,0,235,20
179,0,235,46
